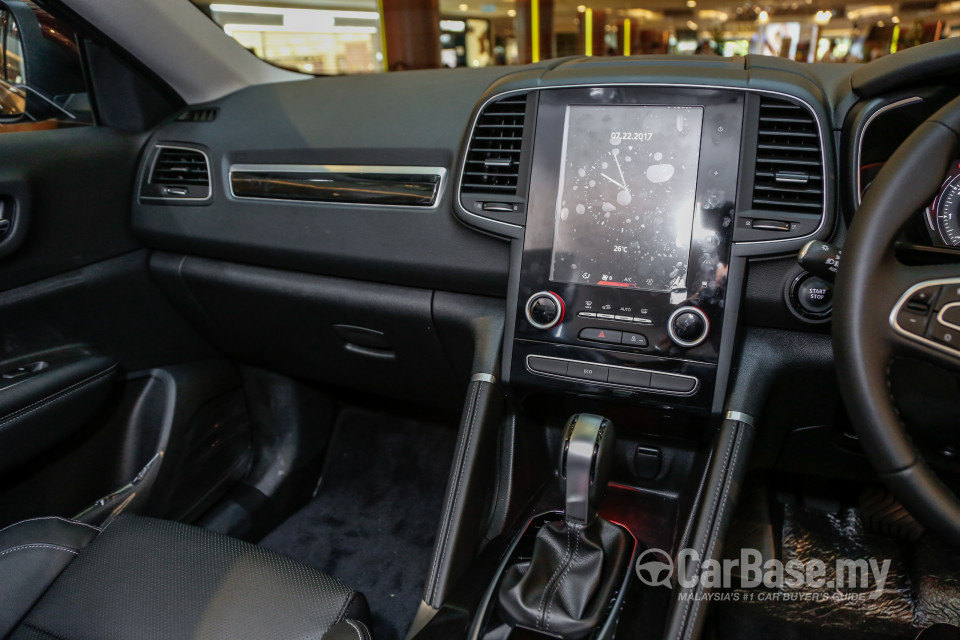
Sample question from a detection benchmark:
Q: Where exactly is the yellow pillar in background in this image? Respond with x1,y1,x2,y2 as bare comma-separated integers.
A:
532,0,540,62
623,18,631,55
585,8,593,56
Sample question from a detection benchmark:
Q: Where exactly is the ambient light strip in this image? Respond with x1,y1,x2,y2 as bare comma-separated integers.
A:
229,164,446,208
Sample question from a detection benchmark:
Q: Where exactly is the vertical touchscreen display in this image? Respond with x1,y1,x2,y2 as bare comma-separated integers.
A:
550,105,704,293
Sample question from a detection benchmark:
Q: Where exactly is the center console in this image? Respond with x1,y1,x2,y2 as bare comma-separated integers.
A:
505,87,744,413
430,65,833,640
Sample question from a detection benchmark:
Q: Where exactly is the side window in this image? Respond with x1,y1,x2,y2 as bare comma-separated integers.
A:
0,0,93,132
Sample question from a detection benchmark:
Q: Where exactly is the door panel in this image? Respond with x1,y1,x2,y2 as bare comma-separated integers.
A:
0,125,223,520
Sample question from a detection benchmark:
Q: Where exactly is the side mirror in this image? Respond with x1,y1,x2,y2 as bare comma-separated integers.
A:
0,0,86,124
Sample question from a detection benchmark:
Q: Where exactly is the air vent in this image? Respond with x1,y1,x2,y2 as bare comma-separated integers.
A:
141,146,211,201
176,108,218,123
751,97,824,215
462,94,528,195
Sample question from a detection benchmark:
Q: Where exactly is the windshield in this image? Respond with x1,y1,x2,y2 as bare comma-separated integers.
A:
190,0,958,75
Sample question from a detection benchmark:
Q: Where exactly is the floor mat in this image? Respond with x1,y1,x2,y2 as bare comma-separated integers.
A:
259,407,458,640
716,504,960,640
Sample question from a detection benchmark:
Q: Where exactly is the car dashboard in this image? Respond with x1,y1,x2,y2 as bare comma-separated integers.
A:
130,50,960,423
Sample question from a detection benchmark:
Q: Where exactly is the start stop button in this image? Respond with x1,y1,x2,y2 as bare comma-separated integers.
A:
787,272,833,321
797,276,833,315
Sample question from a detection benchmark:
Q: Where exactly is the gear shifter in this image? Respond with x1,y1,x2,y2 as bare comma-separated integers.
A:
559,413,615,526
498,414,629,640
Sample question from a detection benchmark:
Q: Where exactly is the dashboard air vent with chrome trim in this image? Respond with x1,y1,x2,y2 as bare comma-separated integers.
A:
751,97,824,215
140,145,212,202
462,94,528,196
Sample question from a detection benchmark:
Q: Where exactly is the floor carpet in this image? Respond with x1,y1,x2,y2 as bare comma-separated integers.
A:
259,407,458,640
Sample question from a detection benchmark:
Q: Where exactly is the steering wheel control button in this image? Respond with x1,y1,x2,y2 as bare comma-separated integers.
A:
621,332,648,347
937,284,960,310
927,319,960,347
650,373,698,393
907,285,940,312
527,356,568,376
797,276,833,315
525,291,564,330
607,367,651,388
579,328,622,344
897,309,929,336
937,303,960,332
668,307,709,348
567,362,608,382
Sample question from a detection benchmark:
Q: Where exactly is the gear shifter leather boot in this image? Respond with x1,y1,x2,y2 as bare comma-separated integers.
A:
499,518,628,639
497,414,629,640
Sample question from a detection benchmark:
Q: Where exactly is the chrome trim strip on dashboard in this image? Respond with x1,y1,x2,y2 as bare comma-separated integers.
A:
456,82,831,245
141,144,213,203
523,354,700,397
855,96,923,206
229,164,447,209
890,277,960,357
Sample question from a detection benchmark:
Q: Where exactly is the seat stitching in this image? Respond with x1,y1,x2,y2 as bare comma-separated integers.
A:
0,544,79,558
0,364,118,431
0,516,101,536
21,623,70,640
334,590,358,627
345,619,368,640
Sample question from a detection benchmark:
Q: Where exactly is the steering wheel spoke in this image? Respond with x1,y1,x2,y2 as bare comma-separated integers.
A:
888,269,960,372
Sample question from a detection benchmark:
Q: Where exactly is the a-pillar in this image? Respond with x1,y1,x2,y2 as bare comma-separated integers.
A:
381,0,441,70
515,0,555,63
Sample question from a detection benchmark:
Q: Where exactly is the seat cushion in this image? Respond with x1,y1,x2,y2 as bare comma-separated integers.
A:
9,514,368,640
0,517,101,638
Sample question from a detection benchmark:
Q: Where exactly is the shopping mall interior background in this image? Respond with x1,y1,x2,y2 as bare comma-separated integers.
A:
190,0,958,76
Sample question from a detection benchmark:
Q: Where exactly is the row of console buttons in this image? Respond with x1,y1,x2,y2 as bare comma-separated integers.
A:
578,311,653,325
526,355,698,394
579,328,648,347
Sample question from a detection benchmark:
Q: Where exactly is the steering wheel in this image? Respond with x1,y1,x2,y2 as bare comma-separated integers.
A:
835,94,960,547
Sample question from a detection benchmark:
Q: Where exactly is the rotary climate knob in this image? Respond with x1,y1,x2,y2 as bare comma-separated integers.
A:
668,307,709,348
525,291,565,329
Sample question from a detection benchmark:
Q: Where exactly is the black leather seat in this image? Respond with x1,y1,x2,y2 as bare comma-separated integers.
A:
0,514,371,640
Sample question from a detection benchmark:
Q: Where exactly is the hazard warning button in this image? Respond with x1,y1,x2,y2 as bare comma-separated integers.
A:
578,328,622,344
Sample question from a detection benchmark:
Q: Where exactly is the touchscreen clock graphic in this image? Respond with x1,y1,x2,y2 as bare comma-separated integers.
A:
550,105,704,294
